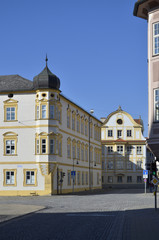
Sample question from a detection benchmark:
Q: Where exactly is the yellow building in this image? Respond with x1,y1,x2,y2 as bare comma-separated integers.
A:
0,59,102,196
101,107,146,188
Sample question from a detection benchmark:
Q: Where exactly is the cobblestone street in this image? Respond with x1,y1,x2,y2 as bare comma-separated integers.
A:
0,189,158,239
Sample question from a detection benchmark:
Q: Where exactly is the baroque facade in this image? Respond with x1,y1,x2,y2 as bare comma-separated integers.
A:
0,60,102,196
101,107,146,188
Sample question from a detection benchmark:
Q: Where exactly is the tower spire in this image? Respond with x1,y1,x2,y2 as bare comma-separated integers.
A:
45,54,48,67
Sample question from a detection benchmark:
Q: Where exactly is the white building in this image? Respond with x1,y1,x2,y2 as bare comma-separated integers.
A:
0,60,102,196
101,107,146,188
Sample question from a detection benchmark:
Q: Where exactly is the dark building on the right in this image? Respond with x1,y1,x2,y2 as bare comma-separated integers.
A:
134,0,159,161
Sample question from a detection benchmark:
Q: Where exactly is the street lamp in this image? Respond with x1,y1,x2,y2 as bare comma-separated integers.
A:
89,109,94,190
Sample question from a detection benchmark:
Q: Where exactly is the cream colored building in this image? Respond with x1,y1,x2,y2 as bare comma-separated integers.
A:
134,0,159,160
101,107,146,188
0,60,102,196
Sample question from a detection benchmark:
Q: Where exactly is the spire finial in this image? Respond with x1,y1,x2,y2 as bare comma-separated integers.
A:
45,54,48,67
118,105,122,111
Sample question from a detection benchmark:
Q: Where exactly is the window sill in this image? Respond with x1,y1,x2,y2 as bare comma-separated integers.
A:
4,154,17,156
4,120,18,122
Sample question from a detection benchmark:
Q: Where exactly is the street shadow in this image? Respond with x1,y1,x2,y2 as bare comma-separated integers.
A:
0,208,158,240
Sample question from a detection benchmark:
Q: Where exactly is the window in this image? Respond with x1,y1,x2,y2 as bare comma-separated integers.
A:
67,171,71,185
82,172,84,185
36,105,39,119
85,121,88,136
127,176,132,183
116,161,123,169
153,22,159,55
137,176,142,183
137,160,142,170
85,146,88,161
6,171,15,184
117,176,122,183
25,171,35,185
127,146,132,154
77,116,80,132
137,146,142,155
50,139,55,154
127,161,132,170
3,132,18,156
127,130,132,137
72,113,75,131
6,140,15,155
108,130,113,137
3,169,17,186
36,139,40,154
90,124,93,138
77,146,80,160
108,146,113,154
86,172,88,185
81,120,84,134
77,172,80,185
108,176,113,183
117,146,123,154
42,105,46,119
6,107,15,121
42,139,46,154
107,161,113,169
72,140,76,159
97,172,99,185
81,144,84,161
50,105,54,119
154,89,159,121
4,99,18,121
117,130,122,138
67,139,71,158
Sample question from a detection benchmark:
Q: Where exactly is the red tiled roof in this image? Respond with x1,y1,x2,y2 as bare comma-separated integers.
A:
134,119,141,124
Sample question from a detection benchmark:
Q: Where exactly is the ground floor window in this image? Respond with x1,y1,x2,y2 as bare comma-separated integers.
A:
108,176,113,183
127,176,132,183
3,169,17,186
137,176,142,183
23,169,37,186
26,171,35,184
117,176,122,183
6,171,14,184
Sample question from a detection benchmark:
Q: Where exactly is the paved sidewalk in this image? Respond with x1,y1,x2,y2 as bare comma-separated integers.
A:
0,204,45,223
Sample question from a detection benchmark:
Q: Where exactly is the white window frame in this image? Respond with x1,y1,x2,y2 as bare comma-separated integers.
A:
137,146,142,155
127,130,132,137
6,107,15,121
42,105,47,119
50,139,55,154
153,22,159,55
154,88,159,122
117,130,122,138
6,140,15,155
41,139,46,154
6,171,15,184
108,146,113,154
108,130,113,137
26,171,35,184
117,145,123,154
50,105,54,119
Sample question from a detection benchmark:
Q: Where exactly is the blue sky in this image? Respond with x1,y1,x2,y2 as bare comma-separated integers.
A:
0,0,148,136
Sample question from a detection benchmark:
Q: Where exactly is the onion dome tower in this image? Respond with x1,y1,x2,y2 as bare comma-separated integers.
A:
33,56,60,91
